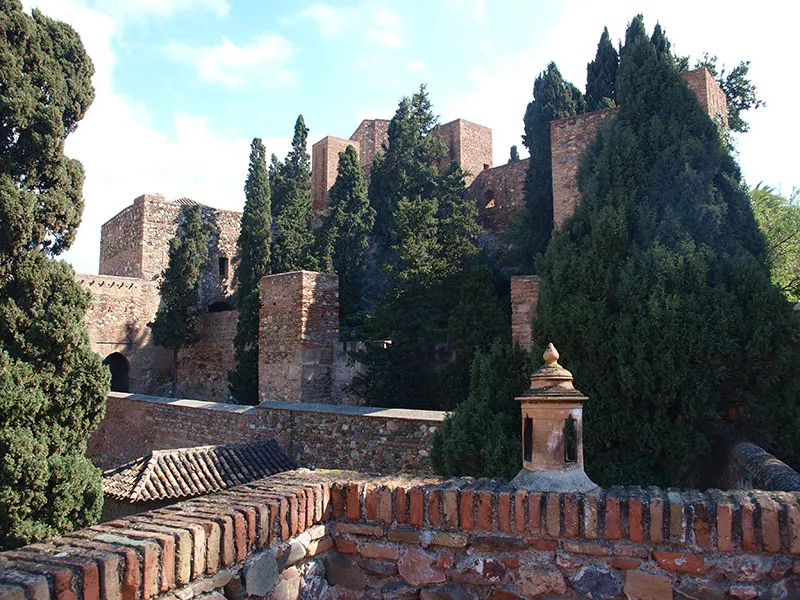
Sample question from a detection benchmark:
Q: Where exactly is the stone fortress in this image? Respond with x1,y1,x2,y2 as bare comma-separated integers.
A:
5,70,797,600
81,68,727,406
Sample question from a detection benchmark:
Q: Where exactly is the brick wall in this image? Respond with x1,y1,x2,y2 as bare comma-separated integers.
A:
551,108,617,230
258,271,340,404
2,469,798,600
510,275,540,350
79,273,171,395
88,393,444,475
348,118,390,179
100,200,145,278
466,158,529,243
311,136,359,212
683,68,729,128
436,119,493,186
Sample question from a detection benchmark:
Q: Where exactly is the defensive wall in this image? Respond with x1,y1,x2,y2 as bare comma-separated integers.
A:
88,392,444,476
1,469,799,599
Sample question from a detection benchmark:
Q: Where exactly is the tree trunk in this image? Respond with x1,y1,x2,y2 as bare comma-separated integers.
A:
171,348,178,398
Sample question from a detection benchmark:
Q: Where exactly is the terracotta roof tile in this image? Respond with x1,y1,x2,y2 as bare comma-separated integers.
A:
103,440,297,503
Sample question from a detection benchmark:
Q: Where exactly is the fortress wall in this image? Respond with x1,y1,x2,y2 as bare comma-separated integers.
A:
349,118,390,178
88,392,443,474
176,310,239,402
467,158,529,240
311,136,360,211
3,467,799,600
99,200,145,278
510,275,540,350
449,119,493,185
683,67,729,128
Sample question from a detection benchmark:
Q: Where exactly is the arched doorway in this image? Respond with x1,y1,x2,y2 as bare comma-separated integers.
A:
103,353,130,392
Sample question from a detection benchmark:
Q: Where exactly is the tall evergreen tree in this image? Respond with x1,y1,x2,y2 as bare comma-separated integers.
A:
512,63,584,271
268,153,284,216
368,85,445,245
229,138,271,404
586,27,619,110
148,205,210,397
272,115,317,273
533,16,800,488
0,1,108,548
751,185,800,301
317,145,375,320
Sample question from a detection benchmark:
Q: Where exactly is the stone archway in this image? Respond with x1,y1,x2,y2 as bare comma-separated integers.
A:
103,352,130,392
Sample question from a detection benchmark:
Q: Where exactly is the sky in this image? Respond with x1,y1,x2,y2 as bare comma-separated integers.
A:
23,0,800,274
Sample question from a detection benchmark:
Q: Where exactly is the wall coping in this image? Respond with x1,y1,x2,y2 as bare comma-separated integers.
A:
105,392,447,422
2,469,800,600
257,400,447,422
730,442,800,492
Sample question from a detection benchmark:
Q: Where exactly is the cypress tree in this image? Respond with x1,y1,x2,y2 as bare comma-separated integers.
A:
533,15,800,487
586,26,619,110
272,115,317,273
431,339,529,478
229,138,271,405
508,145,520,163
513,63,584,271
148,205,210,397
317,145,375,320
0,1,107,548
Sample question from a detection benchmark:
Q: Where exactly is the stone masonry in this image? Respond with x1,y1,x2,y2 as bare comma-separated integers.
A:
510,275,540,350
466,158,530,243
310,136,359,211
258,271,340,404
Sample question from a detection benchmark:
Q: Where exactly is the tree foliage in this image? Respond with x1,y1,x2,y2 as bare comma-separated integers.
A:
0,0,107,549
508,145,520,163
317,145,375,321
271,116,317,273
693,53,764,133
431,339,529,479
511,63,584,271
532,16,800,488
586,27,619,111
751,185,800,301
230,138,272,404
148,205,210,397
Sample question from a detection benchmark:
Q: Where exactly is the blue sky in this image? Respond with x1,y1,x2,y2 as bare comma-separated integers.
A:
24,0,800,273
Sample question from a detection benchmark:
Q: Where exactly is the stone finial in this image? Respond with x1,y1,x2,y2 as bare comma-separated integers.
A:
543,343,559,366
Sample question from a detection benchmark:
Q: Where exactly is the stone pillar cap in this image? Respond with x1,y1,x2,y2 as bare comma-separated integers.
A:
518,343,588,401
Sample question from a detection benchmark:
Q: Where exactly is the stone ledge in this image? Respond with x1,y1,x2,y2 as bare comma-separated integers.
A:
257,401,447,422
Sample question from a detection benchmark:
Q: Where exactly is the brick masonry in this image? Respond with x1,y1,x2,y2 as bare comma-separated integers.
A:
88,393,444,475
310,136,359,211
683,67,729,128
466,158,529,243
2,469,798,600
510,275,540,351
347,118,390,180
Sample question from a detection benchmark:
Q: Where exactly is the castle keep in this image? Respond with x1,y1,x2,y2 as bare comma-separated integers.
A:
81,69,726,403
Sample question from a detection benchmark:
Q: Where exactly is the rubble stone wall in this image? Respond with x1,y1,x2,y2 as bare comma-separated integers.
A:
510,275,540,351
88,393,444,474
2,469,798,600
467,158,529,242
348,119,390,179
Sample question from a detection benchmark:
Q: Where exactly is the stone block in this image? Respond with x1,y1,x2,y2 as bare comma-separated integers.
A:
243,553,278,597
623,571,672,600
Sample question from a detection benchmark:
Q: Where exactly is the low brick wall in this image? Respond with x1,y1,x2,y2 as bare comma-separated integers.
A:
88,393,444,475
1,471,799,600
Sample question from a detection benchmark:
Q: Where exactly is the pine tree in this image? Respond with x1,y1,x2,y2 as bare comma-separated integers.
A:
272,116,317,273
317,145,375,320
586,26,619,110
508,145,520,163
268,153,284,216
0,1,107,548
532,15,800,487
148,205,210,397
431,339,529,478
512,63,584,271
229,138,271,404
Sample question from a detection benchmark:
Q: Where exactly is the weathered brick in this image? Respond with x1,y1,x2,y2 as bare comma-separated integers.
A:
431,533,468,549
443,489,459,530
562,541,611,556
609,557,641,570
582,492,599,540
667,491,685,543
377,486,393,524
716,502,733,553
624,570,672,600
545,494,560,538
497,492,511,534
306,536,334,557
649,492,664,545
334,539,357,554
478,491,493,532
428,489,442,528
331,483,346,520
786,503,800,555
334,523,384,537
652,551,704,575
365,484,378,521
514,490,527,536
63,534,142,600
94,533,160,600
410,488,425,527
755,493,781,553
358,543,398,561
396,486,409,524
604,495,622,541
628,497,644,543
346,482,361,521
740,495,757,552
0,569,49,600
692,500,711,548
461,490,475,531
387,527,422,545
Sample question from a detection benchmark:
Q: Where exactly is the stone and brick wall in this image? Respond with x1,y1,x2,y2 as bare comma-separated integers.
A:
435,119,493,186
258,271,340,404
467,158,529,243
348,118,390,179
89,392,444,475
683,67,729,128
510,275,540,351
2,469,799,600
550,108,617,230
79,273,170,395
176,311,238,402
310,136,359,211
100,201,145,278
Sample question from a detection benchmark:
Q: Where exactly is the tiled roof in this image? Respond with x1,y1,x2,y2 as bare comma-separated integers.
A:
103,440,298,503
171,197,199,206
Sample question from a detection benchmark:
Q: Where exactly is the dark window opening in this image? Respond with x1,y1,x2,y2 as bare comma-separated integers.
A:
218,256,229,280
208,301,234,313
103,352,130,393
565,416,577,463
523,416,533,463
483,163,490,170
484,189,496,210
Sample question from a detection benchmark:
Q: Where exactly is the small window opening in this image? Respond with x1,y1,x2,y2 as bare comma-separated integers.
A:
218,256,229,280
565,415,577,463
523,416,533,463
103,353,130,393
484,189,496,210
483,163,490,170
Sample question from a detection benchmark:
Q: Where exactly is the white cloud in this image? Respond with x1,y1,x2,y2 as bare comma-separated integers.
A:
300,2,405,50
442,0,486,22
22,0,290,273
96,0,229,19
166,34,295,88
406,59,426,72
300,4,350,37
